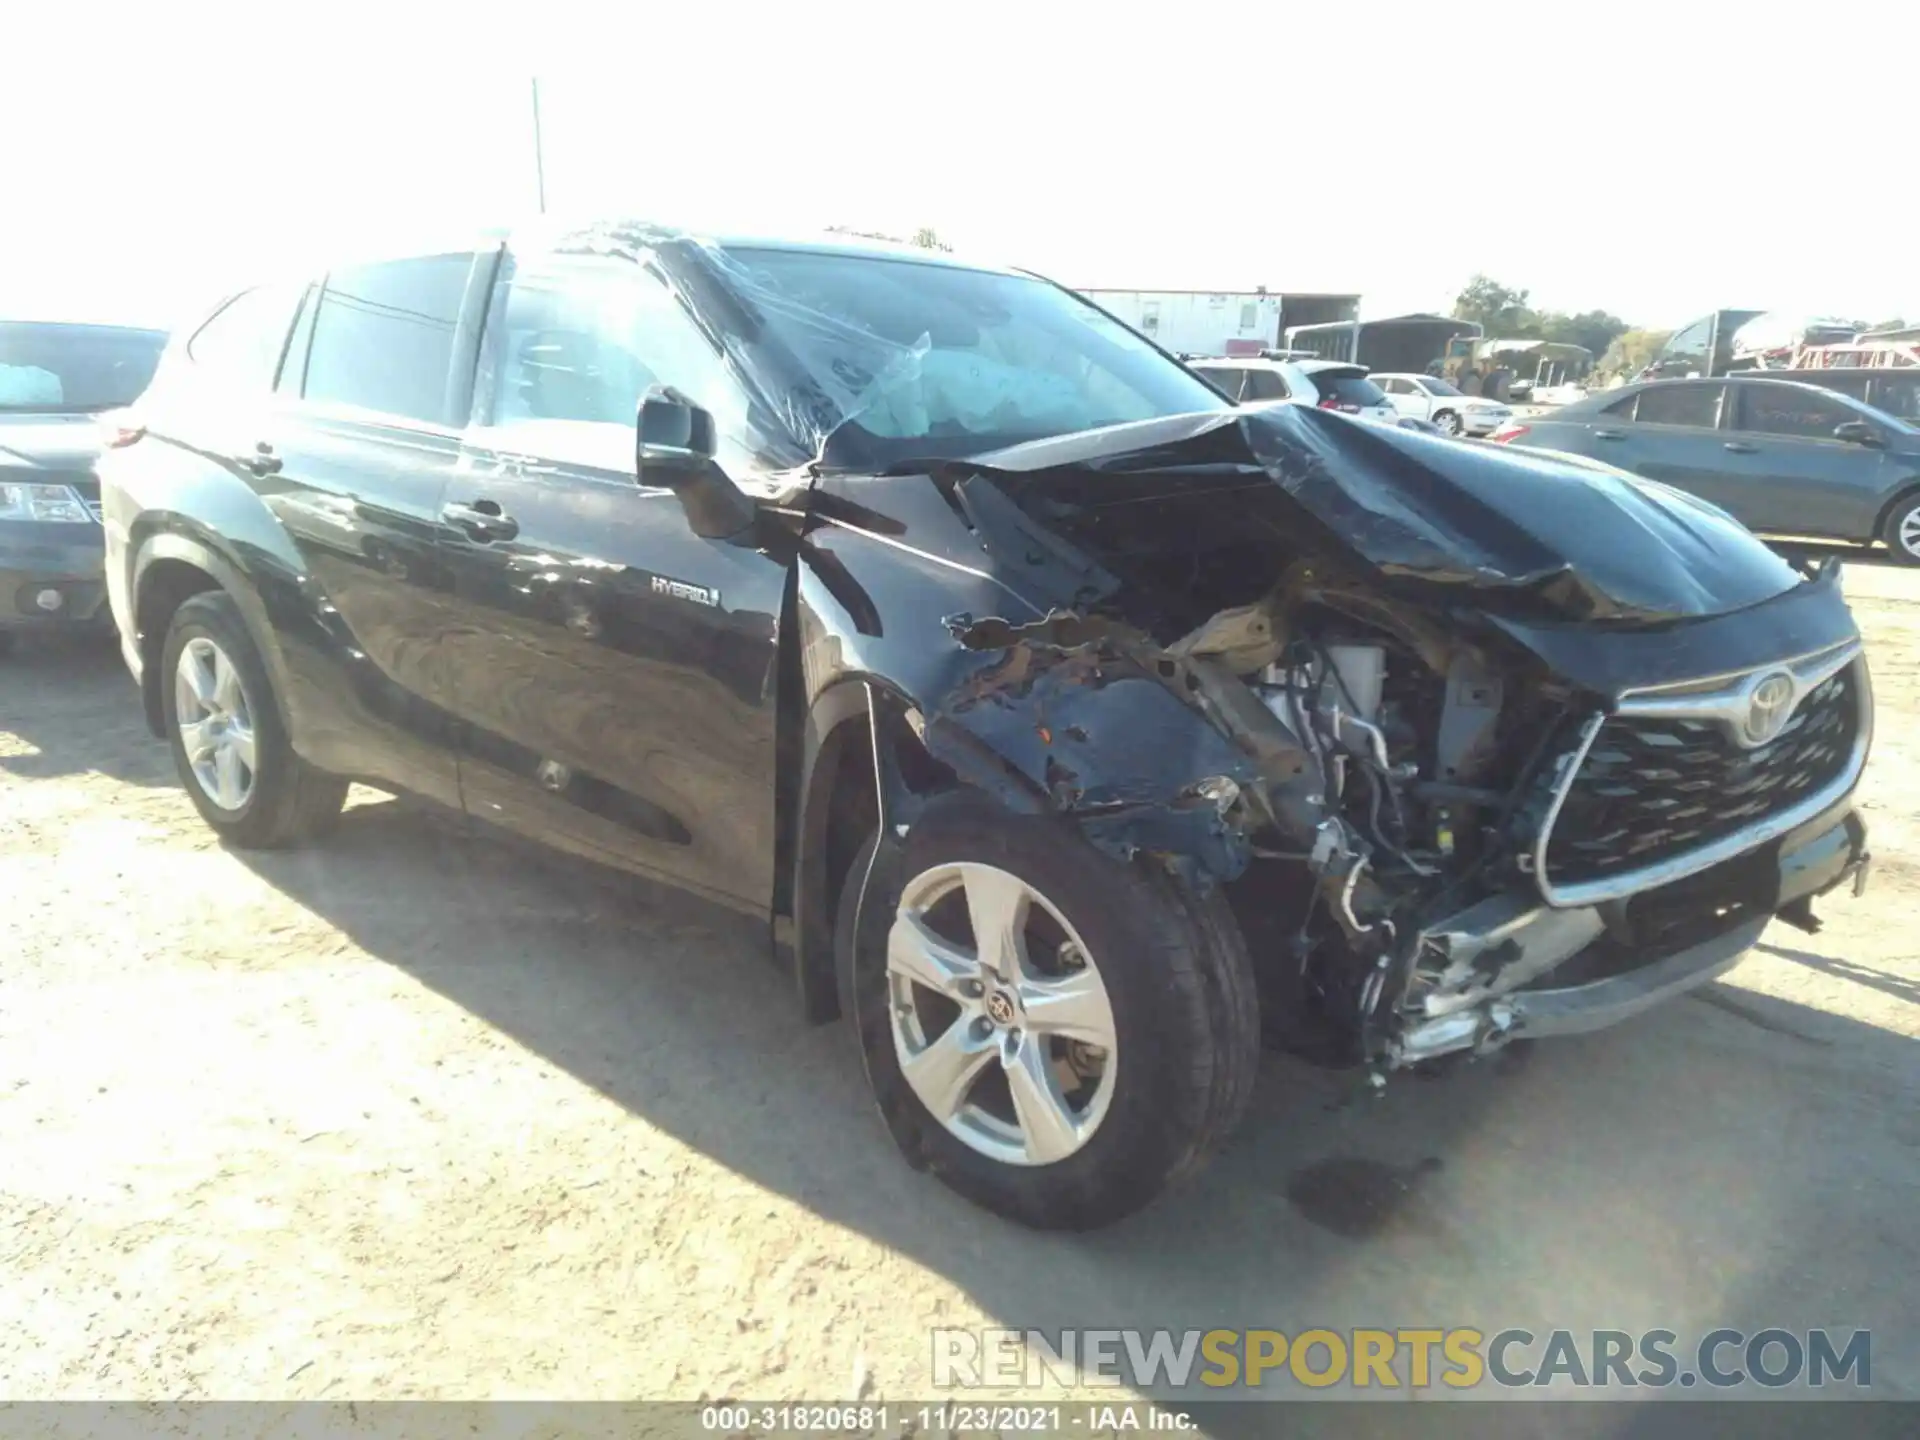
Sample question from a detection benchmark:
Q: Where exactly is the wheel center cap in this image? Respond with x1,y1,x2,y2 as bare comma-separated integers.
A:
985,991,1018,1026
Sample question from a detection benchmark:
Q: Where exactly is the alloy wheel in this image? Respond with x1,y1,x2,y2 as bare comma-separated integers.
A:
1437,411,1463,435
174,636,258,811
886,862,1118,1167
1899,506,1920,560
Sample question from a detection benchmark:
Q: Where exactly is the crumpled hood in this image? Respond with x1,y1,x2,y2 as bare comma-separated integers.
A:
961,404,1802,624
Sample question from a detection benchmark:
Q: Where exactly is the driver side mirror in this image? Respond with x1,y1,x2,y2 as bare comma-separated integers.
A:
1833,419,1885,448
637,386,756,540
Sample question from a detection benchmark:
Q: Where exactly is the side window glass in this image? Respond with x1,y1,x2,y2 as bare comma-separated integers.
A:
476,252,756,474
1737,385,1856,440
1659,316,1716,374
1601,393,1639,418
1633,383,1723,428
1244,370,1290,401
302,254,474,426
1196,367,1244,400
185,282,308,391
1867,377,1920,423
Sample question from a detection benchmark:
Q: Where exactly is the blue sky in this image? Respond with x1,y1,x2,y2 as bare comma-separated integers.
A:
5,4,1913,334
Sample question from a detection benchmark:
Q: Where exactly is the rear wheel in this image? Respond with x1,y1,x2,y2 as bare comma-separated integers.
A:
840,797,1259,1229
161,592,348,847
1433,409,1463,436
1885,492,1920,566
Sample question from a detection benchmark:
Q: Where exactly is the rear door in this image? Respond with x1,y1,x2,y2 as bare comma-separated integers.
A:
1600,382,1749,512
256,248,497,806
1719,383,1892,538
1380,376,1426,419
443,246,790,913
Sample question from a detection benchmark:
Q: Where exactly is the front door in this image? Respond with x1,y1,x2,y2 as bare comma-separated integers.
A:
1383,377,1424,419
443,246,791,914
1719,384,1892,538
1607,381,1749,515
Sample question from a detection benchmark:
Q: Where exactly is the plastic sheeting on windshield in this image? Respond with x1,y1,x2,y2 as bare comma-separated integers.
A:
538,219,931,468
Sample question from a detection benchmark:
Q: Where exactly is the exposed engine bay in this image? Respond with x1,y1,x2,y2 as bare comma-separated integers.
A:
1160,567,1588,1069
890,408,1872,1074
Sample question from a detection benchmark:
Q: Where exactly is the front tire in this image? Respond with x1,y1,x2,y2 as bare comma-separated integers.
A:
1884,492,1920,566
840,796,1259,1229
1433,409,1463,436
161,591,348,847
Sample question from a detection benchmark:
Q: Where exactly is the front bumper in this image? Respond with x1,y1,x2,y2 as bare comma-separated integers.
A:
1512,804,1868,1039
1390,803,1868,1064
0,520,109,630
1460,412,1510,435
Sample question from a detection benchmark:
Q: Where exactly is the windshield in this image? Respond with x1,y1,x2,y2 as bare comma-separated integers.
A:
719,247,1229,466
1421,376,1463,396
0,322,167,413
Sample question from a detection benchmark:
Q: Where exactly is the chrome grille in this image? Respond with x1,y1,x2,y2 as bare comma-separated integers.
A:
1543,669,1859,887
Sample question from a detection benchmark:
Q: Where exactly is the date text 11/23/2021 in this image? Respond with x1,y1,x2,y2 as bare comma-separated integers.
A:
700,1404,1193,1432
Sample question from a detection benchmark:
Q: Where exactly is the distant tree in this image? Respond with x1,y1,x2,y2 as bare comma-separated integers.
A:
1599,327,1673,377
1538,308,1631,360
826,224,953,253
1452,274,1536,336
1861,316,1908,334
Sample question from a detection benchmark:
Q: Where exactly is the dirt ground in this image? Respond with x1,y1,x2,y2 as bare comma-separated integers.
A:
2,567,1916,1406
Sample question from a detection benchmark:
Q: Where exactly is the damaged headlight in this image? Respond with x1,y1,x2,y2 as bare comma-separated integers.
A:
0,483,92,524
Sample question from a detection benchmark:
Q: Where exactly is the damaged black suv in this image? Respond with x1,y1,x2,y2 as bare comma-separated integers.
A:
100,223,1873,1229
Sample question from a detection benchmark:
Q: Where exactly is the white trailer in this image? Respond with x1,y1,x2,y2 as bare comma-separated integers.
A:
1079,289,1363,358
1078,290,1284,357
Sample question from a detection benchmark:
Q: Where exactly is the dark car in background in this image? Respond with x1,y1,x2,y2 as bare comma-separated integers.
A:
97,223,1872,1228
1492,377,1920,564
1,318,168,652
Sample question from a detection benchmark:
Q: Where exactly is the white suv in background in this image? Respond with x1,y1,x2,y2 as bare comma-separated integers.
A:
1372,373,1514,436
1189,357,1398,426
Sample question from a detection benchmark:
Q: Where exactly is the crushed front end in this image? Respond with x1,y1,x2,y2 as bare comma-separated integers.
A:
893,407,1873,1071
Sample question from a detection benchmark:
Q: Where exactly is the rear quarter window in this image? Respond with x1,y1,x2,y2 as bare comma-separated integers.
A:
1243,369,1290,401
1315,373,1387,406
186,283,308,391
1195,367,1247,401
1632,383,1724,428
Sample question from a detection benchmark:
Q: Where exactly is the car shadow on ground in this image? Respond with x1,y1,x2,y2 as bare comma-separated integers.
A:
1756,939,1920,1007
0,633,176,788
230,794,1920,1407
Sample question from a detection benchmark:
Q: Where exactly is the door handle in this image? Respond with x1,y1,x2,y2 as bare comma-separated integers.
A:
1593,429,1626,441
442,500,520,543
242,442,281,476
1722,441,1759,454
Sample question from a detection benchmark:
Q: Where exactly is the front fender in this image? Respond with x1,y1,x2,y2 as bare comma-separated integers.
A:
788,511,1263,956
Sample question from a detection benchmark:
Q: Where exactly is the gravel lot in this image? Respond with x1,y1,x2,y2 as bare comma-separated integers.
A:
2,566,1916,1405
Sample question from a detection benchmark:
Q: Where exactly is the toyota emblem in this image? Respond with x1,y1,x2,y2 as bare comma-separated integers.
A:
1741,672,1796,747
